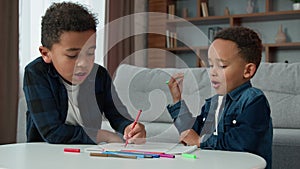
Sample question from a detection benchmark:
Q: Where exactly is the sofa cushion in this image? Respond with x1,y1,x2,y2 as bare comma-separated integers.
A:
252,63,300,129
273,128,300,146
113,64,213,123
272,128,300,169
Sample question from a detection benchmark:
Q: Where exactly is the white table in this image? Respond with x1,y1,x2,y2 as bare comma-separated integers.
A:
0,143,266,169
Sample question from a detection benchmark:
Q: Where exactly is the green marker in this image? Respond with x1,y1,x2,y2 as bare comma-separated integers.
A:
182,153,197,159
165,80,169,84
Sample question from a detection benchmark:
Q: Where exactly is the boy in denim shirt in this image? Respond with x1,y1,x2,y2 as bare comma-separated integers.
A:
167,27,272,169
23,2,145,144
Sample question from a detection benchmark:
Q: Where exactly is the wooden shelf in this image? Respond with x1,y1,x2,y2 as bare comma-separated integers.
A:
148,0,300,67
167,16,230,25
167,10,300,26
264,42,300,49
232,10,300,23
166,42,300,52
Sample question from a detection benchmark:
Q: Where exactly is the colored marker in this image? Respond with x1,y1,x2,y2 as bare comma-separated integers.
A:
103,151,145,158
112,151,157,158
125,109,142,147
182,153,197,159
90,152,137,159
165,76,183,84
159,153,175,158
109,151,155,158
121,150,174,158
64,148,80,153
122,150,165,154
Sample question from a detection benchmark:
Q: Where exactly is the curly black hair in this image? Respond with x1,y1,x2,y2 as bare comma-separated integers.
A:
214,26,262,68
41,2,98,49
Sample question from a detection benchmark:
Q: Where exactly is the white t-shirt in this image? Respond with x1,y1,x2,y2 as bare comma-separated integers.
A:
61,79,83,126
214,95,224,135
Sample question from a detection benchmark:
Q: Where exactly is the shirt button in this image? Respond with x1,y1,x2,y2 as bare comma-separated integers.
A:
232,120,237,124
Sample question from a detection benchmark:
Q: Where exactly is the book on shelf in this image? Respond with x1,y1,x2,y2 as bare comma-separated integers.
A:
166,30,170,48
201,2,209,17
182,7,188,18
166,30,177,48
173,32,177,48
168,4,175,19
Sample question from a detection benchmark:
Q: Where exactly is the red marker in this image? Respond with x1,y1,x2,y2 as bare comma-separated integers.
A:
64,148,80,153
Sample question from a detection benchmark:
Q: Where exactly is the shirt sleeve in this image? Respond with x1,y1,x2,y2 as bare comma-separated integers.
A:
167,100,196,133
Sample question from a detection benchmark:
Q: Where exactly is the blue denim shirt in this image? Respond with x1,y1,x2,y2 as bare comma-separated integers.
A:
167,81,273,169
23,57,132,144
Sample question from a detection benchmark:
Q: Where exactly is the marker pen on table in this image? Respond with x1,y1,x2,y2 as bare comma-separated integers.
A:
159,153,175,158
90,153,137,159
64,148,81,153
121,150,174,158
182,153,197,159
103,151,145,158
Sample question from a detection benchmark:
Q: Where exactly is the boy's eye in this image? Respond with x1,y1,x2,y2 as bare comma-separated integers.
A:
87,51,95,56
66,55,78,59
86,48,96,56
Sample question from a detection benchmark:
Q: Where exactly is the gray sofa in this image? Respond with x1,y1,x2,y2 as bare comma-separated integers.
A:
106,63,300,169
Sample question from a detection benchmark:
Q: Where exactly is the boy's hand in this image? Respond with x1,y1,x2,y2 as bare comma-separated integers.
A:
168,73,184,103
124,122,146,144
180,129,200,147
96,129,123,143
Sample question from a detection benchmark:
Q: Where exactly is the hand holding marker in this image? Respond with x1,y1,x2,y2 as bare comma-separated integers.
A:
124,109,142,147
166,72,184,84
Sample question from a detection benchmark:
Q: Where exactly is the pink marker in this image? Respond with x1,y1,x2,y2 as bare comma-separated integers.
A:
159,153,175,158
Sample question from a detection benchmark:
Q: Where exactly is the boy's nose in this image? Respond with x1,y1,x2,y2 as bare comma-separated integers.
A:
210,67,217,77
76,56,89,67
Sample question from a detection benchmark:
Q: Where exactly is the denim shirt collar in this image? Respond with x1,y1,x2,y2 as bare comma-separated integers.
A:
205,81,252,103
227,81,252,101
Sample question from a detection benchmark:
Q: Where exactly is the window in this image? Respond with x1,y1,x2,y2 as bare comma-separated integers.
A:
19,0,106,73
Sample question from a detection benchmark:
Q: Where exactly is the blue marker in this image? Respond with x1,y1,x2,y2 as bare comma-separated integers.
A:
103,151,150,158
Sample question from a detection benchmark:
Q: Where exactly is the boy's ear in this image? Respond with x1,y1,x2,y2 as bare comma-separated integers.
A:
243,63,256,79
39,46,52,63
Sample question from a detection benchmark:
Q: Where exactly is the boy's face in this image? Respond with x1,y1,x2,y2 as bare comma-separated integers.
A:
40,30,96,85
208,39,253,95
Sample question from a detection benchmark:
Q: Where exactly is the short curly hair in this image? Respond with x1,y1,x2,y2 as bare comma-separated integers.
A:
214,26,262,68
41,2,98,49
